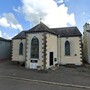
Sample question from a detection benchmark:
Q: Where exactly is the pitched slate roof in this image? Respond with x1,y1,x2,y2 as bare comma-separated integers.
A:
27,22,57,35
0,37,11,42
12,31,26,39
12,22,82,39
51,27,82,37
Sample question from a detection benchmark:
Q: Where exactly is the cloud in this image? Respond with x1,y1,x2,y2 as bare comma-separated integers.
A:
65,0,69,2
0,13,23,31
13,7,21,13
82,12,86,15
21,0,76,28
0,31,3,37
0,18,10,27
55,0,64,4
3,33,12,39
0,30,12,39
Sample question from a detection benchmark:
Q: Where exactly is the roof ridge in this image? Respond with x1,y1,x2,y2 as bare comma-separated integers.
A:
51,26,78,29
27,22,57,35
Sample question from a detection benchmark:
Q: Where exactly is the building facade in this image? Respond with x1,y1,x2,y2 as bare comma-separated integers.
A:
12,22,82,69
0,37,11,60
83,23,90,64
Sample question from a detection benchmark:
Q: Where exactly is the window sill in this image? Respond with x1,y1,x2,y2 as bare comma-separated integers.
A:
19,55,23,56
30,58,39,60
64,55,70,56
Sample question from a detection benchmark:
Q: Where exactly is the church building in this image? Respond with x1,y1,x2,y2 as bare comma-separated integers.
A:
12,22,82,69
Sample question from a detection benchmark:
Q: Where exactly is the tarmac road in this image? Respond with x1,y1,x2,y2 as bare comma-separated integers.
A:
0,76,88,90
0,60,90,90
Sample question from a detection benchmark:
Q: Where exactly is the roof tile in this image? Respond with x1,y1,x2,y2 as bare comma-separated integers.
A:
12,31,26,39
51,27,82,37
12,22,82,39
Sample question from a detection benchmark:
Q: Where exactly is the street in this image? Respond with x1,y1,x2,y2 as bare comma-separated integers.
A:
0,76,88,90
0,60,90,90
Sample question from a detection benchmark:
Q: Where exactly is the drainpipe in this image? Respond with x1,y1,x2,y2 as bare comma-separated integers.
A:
57,36,58,64
58,35,61,64
25,37,27,67
59,35,61,64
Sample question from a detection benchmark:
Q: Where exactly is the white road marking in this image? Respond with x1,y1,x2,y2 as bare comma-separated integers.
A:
0,75,90,89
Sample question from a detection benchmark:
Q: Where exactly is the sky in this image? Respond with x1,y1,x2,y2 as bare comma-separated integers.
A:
0,0,90,39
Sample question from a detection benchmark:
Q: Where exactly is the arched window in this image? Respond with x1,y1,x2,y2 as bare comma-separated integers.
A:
31,37,39,58
19,42,23,55
65,41,70,56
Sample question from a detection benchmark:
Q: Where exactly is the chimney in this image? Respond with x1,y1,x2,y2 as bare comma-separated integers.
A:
83,23,90,32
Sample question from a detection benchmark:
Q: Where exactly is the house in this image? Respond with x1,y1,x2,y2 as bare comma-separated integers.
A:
12,22,82,69
0,37,11,60
83,23,90,64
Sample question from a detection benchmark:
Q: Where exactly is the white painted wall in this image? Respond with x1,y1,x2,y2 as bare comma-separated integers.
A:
46,34,57,69
12,32,82,69
12,39,26,62
26,33,43,69
58,37,82,65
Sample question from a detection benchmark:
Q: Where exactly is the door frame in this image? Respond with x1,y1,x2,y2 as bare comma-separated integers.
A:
49,52,54,66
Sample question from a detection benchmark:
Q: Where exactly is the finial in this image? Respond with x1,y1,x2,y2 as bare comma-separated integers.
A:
40,18,42,23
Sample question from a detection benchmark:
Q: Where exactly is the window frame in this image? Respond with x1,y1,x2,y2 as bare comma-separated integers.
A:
65,40,70,56
30,37,39,59
19,42,23,55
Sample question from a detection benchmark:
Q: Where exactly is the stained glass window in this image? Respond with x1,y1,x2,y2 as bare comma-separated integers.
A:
19,42,23,55
31,37,39,58
65,41,70,56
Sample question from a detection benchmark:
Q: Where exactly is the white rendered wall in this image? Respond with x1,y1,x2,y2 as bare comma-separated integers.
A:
12,39,26,62
46,33,57,69
26,33,43,69
58,37,82,65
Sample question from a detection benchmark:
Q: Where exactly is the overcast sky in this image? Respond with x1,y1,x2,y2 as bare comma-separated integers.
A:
0,0,90,39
